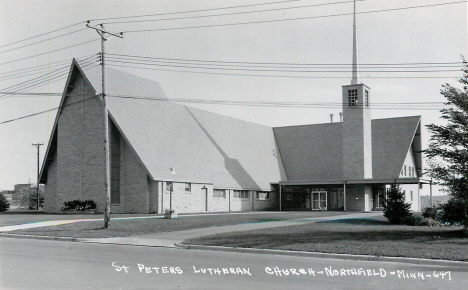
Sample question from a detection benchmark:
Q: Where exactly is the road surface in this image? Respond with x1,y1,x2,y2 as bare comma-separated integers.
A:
0,237,466,289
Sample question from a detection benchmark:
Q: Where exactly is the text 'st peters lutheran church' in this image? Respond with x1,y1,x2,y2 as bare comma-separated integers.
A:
40,6,424,214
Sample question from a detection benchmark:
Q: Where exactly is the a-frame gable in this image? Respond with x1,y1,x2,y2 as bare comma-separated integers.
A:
372,116,421,180
39,59,90,183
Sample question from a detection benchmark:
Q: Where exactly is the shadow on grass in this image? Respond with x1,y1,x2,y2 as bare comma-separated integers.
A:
188,223,467,248
318,218,390,226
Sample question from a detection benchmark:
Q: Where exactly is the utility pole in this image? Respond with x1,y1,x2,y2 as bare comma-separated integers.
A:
86,22,123,228
429,178,433,207
32,143,43,210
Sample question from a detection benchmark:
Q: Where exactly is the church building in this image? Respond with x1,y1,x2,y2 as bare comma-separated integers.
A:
39,4,424,214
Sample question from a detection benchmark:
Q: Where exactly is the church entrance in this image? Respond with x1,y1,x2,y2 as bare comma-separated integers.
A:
311,191,327,210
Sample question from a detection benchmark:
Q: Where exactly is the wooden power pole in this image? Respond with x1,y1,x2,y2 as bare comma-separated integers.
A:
86,22,123,228
32,143,43,210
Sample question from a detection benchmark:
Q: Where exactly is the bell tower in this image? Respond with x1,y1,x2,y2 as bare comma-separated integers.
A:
342,0,372,180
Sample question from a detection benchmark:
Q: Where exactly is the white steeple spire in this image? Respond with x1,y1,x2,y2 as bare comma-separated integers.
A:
351,0,360,85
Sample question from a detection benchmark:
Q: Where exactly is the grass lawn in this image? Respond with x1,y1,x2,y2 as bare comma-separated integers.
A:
4,211,350,239
183,217,468,262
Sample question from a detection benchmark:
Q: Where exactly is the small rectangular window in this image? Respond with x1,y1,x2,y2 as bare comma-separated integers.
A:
166,181,173,193
411,191,413,201
185,183,191,193
213,189,226,198
365,90,369,107
256,191,270,200
404,165,407,176
233,190,249,199
348,89,358,106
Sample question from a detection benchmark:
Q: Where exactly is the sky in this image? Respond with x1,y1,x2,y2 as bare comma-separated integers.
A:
0,0,466,192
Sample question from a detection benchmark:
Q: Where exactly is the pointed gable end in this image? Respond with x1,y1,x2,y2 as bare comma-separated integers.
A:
39,59,98,183
371,116,421,180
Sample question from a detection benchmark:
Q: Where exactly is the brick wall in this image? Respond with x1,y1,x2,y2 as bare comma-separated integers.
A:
44,71,157,214
342,84,372,180
113,131,150,213
49,74,106,213
158,184,277,213
149,178,159,213
345,184,366,211
162,182,210,213
209,189,230,212
43,151,57,212
253,192,277,210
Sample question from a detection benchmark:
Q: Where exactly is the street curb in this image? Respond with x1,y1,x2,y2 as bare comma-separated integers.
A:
175,243,468,268
3,233,467,268
0,233,83,242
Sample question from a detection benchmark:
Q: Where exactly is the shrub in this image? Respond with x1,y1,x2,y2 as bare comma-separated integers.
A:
383,184,413,224
438,199,467,226
61,200,97,211
422,205,440,220
401,215,429,226
0,193,10,212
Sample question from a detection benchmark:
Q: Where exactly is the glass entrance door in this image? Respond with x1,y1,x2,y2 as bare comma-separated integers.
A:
312,191,327,210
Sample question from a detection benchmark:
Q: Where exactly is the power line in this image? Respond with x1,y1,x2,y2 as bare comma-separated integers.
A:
106,63,459,79
0,92,62,96
122,1,466,33
107,94,447,109
104,58,461,73
0,93,98,125
0,90,448,106
101,0,360,25
0,56,96,94
0,54,96,76
0,92,448,126
0,62,99,100
0,39,99,66
87,0,307,22
0,28,88,54
0,55,98,82
0,21,85,49
105,53,463,68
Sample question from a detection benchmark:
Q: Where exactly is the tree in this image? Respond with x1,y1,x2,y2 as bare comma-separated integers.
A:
0,193,10,212
17,186,44,210
425,60,468,226
383,184,412,224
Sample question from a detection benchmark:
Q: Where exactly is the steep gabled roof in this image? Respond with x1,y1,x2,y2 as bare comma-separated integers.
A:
273,122,343,181
41,60,287,190
41,59,420,188
273,116,421,182
371,116,421,179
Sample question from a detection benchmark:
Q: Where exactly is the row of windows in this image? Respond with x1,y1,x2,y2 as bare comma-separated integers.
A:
401,165,416,177
166,182,192,193
233,190,250,199
164,183,271,200
216,190,268,200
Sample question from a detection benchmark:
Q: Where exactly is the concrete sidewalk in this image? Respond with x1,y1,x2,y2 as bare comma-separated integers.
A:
82,212,383,248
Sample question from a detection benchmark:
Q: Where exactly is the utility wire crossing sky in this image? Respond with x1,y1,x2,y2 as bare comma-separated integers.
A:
0,0,466,190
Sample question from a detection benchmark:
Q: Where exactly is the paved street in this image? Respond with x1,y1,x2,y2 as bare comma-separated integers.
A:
1,237,466,290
